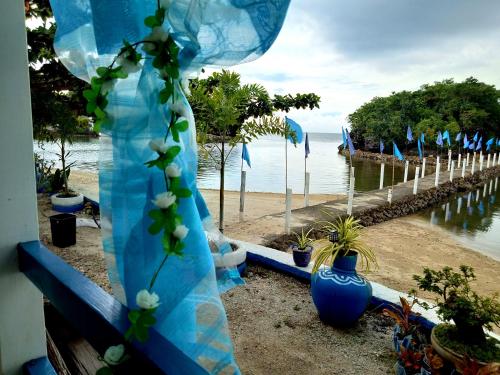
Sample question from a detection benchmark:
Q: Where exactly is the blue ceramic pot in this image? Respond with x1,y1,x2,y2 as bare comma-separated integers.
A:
290,244,312,267
311,253,372,326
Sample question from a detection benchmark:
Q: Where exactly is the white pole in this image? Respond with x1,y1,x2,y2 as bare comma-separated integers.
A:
347,175,355,215
479,154,484,172
461,159,466,178
476,189,480,202
379,163,385,190
487,153,491,169
449,161,455,181
447,149,452,171
403,160,409,183
421,157,426,178
435,156,441,187
239,170,246,213
493,153,497,167
466,152,470,166
285,188,292,234
457,153,462,170
387,188,393,204
483,183,487,198
0,0,47,371
304,172,310,207
471,154,476,174
413,166,420,195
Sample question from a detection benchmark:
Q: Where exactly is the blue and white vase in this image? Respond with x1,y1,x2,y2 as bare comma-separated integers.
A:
311,253,372,326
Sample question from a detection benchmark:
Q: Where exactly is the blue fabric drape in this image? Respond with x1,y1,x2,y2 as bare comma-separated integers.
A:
48,0,290,373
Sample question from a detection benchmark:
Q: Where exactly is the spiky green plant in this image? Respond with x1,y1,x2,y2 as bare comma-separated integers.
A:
292,228,313,250
311,216,377,273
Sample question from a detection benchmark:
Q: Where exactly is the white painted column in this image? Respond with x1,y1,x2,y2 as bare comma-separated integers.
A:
403,160,409,183
421,158,426,178
347,175,355,215
285,188,292,234
379,163,385,190
487,154,491,169
413,166,420,195
239,170,246,213
447,149,452,171
479,154,484,171
466,152,470,166
304,172,310,207
434,157,441,187
493,153,497,167
461,159,466,178
449,161,455,181
457,153,462,170
0,1,47,373
471,154,476,174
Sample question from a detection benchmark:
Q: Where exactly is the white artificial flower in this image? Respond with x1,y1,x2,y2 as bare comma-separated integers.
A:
152,191,176,209
173,224,189,240
136,289,160,310
166,163,181,178
180,78,191,96
160,0,173,9
100,80,116,95
142,27,169,54
149,138,168,153
116,55,142,75
169,100,188,118
103,344,125,365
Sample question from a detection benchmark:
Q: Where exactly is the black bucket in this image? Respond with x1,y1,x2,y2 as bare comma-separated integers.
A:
49,213,76,248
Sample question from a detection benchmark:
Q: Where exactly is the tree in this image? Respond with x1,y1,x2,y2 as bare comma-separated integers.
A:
189,70,320,231
348,77,500,151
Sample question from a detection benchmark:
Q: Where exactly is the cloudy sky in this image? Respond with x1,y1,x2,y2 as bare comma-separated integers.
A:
229,0,500,133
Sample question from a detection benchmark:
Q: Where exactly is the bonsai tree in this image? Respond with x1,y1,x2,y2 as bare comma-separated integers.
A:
189,70,320,232
312,215,377,273
412,265,500,349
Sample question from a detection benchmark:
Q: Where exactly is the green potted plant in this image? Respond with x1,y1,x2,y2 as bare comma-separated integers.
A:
310,215,377,325
412,265,500,367
290,228,313,267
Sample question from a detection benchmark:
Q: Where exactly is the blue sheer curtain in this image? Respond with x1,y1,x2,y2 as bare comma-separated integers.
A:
49,0,290,372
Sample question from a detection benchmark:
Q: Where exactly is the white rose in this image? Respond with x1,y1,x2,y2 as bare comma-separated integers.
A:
152,191,176,209
136,289,160,310
166,163,181,178
101,80,116,95
142,27,169,54
103,344,125,365
173,224,189,240
180,78,191,96
149,138,168,153
169,100,187,118
116,55,142,75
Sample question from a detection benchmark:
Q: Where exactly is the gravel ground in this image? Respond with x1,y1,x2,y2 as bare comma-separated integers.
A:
38,195,395,374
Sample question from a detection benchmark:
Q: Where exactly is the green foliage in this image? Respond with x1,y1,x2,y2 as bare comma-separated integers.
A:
412,265,500,331
348,78,500,149
312,215,377,273
125,308,158,343
291,228,313,250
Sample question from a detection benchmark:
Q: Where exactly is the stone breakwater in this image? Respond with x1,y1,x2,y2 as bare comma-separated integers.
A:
339,148,446,167
264,166,500,252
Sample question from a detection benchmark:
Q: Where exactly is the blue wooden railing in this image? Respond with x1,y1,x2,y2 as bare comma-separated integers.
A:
18,241,207,375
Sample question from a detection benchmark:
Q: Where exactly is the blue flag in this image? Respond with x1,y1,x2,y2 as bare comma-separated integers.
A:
305,132,310,158
341,127,347,149
407,125,413,142
475,137,482,151
469,141,475,150
497,139,500,146
436,131,443,147
486,137,494,151
379,139,384,154
421,133,425,145
442,130,451,147
464,134,469,148
473,132,479,142
242,143,251,168
455,132,462,142
393,142,404,161
346,129,356,156
417,138,423,160
285,117,303,144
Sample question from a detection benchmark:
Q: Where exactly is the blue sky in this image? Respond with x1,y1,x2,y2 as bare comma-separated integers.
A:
226,0,500,133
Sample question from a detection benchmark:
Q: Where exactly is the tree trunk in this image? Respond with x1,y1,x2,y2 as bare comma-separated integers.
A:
219,141,225,233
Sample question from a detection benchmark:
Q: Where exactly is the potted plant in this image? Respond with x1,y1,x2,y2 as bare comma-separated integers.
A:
412,265,500,367
290,228,313,267
310,215,377,326
383,297,423,354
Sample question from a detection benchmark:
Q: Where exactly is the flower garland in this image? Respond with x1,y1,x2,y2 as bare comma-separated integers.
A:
83,2,193,372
